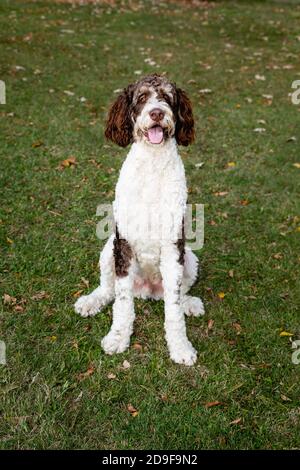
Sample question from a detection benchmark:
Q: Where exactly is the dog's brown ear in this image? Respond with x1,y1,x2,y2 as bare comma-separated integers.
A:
105,85,134,148
175,88,195,146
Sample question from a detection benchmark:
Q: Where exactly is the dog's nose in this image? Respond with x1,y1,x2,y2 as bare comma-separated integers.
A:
149,108,165,122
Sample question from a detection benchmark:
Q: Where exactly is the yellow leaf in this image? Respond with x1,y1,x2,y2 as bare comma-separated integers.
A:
61,156,77,168
217,292,225,299
293,163,300,169
227,162,236,168
279,331,293,337
50,335,57,342
6,237,13,244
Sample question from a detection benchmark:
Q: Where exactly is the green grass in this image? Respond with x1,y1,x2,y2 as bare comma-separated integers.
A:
1,0,300,450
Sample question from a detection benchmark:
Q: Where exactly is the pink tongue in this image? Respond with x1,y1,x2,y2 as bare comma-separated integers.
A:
148,126,163,144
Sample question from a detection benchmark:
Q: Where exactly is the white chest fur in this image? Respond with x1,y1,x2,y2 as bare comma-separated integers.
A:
113,139,187,254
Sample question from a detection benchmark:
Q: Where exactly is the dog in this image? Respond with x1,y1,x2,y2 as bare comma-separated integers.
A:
74,74,205,365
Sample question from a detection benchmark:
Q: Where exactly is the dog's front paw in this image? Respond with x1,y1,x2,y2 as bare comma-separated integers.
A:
101,331,130,355
74,295,101,318
183,296,205,317
169,341,197,366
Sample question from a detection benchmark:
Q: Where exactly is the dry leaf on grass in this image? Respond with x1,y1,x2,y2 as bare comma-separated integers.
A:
60,156,77,168
230,417,242,425
107,373,116,380
31,140,44,148
214,191,229,197
31,291,50,301
281,394,292,402
232,322,242,334
77,365,95,381
127,404,139,417
122,360,131,369
81,277,89,288
272,253,283,260
3,293,17,305
205,401,223,408
73,290,84,298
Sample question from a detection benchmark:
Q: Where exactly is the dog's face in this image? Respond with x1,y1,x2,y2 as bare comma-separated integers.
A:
105,74,195,148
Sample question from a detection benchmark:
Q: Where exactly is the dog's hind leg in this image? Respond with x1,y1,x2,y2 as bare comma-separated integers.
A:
181,247,205,317
74,235,115,317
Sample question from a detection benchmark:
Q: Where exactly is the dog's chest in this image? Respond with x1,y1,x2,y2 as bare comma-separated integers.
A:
113,144,187,247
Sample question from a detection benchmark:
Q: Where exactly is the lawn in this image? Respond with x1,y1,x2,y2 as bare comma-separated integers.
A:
0,0,300,450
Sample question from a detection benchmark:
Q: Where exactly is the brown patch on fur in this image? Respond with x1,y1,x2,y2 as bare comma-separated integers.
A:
176,219,185,265
175,88,195,146
131,88,151,119
105,84,135,147
113,226,133,277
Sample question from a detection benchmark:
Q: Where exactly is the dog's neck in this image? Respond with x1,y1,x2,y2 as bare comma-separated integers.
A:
127,137,180,168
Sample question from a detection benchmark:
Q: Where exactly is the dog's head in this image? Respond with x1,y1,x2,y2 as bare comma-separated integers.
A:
105,74,195,148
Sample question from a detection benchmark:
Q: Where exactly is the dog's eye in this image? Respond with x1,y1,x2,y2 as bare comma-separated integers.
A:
162,93,171,103
138,93,147,103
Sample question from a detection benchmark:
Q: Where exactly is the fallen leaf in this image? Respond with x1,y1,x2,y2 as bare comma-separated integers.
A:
272,253,283,260
127,404,139,417
230,417,242,425
14,305,24,313
205,401,223,408
232,322,242,334
226,162,236,168
60,156,77,168
214,191,229,197
199,88,212,94
253,128,266,133
80,277,89,288
107,373,116,380
280,331,293,337
262,94,273,100
228,269,234,278
73,290,83,298
281,394,292,402
31,140,43,148
122,360,131,369
77,365,95,381
255,74,266,81
63,90,75,96
3,293,17,305
293,163,300,169
240,199,249,206
217,292,225,300
132,343,143,351
49,335,57,342
6,237,13,244
31,291,50,301
207,319,214,330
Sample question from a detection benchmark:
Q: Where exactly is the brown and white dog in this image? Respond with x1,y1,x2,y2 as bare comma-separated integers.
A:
75,74,205,365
